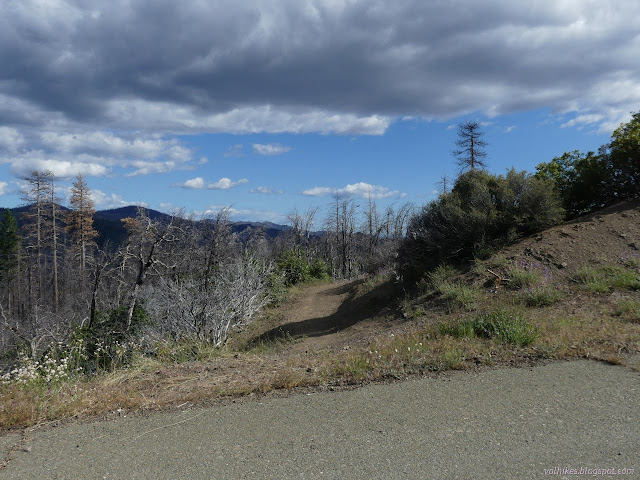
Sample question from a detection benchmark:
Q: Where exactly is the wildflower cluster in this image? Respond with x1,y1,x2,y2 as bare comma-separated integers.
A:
0,354,75,386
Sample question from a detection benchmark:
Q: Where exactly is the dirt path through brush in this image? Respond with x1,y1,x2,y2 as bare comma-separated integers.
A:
246,279,398,353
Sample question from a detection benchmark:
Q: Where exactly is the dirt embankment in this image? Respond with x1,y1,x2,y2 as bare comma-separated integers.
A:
500,199,640,275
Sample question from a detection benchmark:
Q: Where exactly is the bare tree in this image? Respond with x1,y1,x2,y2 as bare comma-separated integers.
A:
453,121,488,171
435,174,451,195
326,196,358,278
67,174,98,283
21,170,53,303
286,207,318,250
48,172,62,313
121,208,184,331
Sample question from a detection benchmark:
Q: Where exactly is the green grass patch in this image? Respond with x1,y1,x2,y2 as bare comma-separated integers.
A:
523,286,564,307
427,264,458,286
507,267,542,290
435,282,478,309
614,299,640,323
575,265,640,293
439,309,539,347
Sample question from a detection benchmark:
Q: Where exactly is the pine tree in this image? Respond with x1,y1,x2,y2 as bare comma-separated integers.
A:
0,209,21,312
67,174,98,282
452,121,488,171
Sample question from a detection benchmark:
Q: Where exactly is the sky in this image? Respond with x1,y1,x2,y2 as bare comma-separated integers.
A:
1,0,639,224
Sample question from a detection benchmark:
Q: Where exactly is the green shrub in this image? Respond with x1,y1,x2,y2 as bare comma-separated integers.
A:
508,267,542,290
435,282,478,310
399,169,563,282
614,299,640,323
67,305,149,373
427,264,457,287
276,249,310,286
309,258,330,280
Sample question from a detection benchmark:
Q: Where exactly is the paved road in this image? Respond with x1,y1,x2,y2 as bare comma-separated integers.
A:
1,360,638,479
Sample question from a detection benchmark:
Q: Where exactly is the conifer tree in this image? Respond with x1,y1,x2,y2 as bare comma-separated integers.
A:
0,209,21,312
67,174,98,282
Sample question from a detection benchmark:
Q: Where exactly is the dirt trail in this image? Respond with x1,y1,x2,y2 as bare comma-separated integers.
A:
246,279,399,353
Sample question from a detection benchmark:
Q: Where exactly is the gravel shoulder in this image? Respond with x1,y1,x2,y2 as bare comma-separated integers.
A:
2,359,638,479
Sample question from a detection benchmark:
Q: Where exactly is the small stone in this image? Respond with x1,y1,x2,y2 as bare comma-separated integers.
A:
629,242,639,251
556,262,568,269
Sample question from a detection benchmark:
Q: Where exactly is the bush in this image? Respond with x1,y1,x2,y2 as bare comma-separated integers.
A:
309,258,330,280
68,305,148,373
276,249,310,286
398,169,563,282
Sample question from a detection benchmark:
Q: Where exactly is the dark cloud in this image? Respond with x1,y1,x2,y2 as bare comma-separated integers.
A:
0,0,638,173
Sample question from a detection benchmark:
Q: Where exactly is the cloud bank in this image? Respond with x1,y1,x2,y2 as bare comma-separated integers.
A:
303,182,404,199
1,0,639,176
175,177,249,190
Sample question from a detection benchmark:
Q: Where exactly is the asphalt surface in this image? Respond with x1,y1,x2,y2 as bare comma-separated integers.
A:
1,360,638,479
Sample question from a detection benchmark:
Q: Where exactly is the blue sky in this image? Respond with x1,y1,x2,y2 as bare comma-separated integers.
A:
0,1,638,223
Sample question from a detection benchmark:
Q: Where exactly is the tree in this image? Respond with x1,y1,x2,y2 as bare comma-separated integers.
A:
535,150,611,216
121,208,184,330
0,209,21,312
453,121,488,171
47,172,62,313
21,170,53,304
67,174,98,282
607,111,640,198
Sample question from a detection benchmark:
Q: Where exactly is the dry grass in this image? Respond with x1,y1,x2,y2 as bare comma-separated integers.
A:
2,260,640,432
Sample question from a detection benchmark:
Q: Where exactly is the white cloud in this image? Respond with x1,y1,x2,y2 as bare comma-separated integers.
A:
561,113,606,129
8,155,109,178
252,143,292,156
0,127,24,153
178,177,206,189
208,177,249,190
251,186,283,194
0,181,7,196
175,177,249,190
90,189,142,209
125,160,177,177
303,182,404,199
224,144,245,157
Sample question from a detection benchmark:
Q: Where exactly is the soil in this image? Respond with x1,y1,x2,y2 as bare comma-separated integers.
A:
498,198,640,275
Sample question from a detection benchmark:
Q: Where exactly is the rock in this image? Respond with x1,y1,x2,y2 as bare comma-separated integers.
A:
556,262,568,269
629,242,639,251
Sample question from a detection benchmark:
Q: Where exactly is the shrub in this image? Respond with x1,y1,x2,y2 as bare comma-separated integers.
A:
398,169,563,282
68,305,148,373
614,299,640,323
309,258,330,280
276,249,310,286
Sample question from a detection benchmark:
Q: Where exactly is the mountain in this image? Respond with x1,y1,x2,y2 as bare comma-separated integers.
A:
0,205,290,247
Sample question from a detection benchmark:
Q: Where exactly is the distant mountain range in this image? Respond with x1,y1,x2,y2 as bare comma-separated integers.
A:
0,205,290,247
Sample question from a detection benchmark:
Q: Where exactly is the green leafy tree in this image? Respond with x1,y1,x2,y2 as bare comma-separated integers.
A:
607,112,640,198
535,150,612,216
